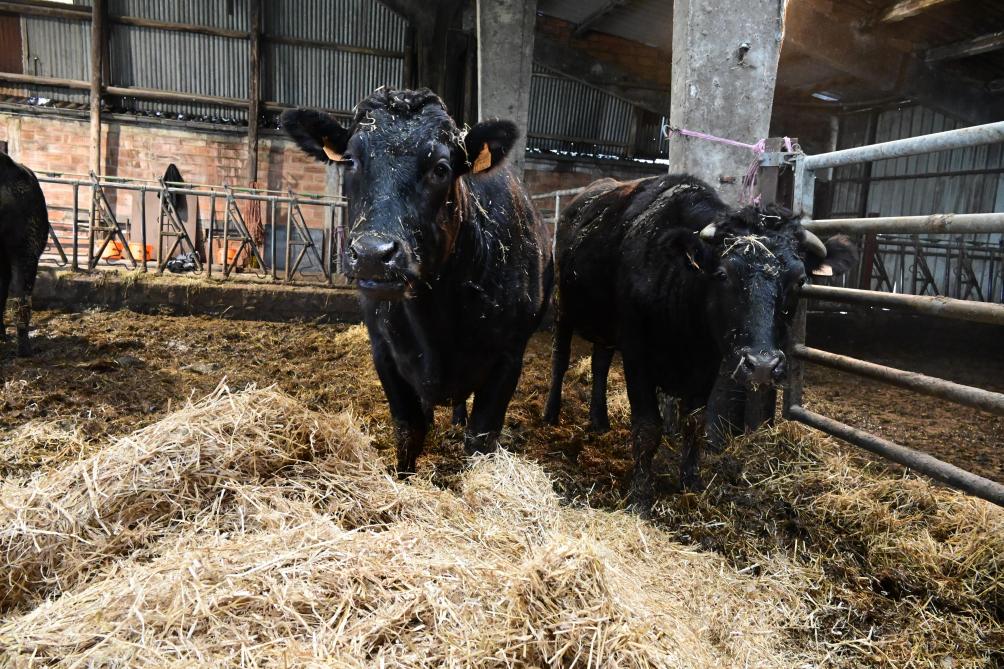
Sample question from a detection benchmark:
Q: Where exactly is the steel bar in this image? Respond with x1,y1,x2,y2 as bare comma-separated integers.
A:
89,0,104,174
270,199,278,280
207,192,216,279
802,121,1004,171
70,183,79,272
793,345,1004,416
801,285,1004,324
104,85,246,109
285,202,293,282
788,406,1004,507
140,187,147,272
530,187,587,201
804,212,1004,235
111,15,248,40
36,176,340,205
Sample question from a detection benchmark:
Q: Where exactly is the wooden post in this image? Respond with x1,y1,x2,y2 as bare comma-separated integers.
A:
88,0,104,174
247,0,262,183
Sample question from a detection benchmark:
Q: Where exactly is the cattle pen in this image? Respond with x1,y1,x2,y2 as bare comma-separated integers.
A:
1,0,1003,666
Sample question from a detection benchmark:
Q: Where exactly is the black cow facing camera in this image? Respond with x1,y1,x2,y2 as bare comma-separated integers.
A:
282,88,552,473
543,175,856,513
0,153,48,356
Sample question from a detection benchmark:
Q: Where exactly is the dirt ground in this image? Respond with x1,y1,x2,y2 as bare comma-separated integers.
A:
2,309,1000,486
1,309,1001,665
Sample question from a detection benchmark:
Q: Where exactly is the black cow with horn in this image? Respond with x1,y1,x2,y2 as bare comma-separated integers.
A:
543,174,856,512
282,88,551,473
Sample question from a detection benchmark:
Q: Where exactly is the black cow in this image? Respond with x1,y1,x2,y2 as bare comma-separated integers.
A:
543,174,855,511
0,153,49,356
282,88,551,473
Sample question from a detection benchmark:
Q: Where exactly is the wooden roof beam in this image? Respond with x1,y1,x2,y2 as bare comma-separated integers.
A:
925,30,1004,63
874,0,961,25
573,0,629,37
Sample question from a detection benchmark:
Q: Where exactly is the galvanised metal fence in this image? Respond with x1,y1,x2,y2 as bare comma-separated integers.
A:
785,121,1004,508
36,172,347,284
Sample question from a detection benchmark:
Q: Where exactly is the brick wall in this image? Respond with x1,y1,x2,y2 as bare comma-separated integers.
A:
535,15,671,88
0,111,331,232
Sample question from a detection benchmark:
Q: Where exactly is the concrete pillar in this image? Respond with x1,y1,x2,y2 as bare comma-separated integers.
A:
476,0,537,176
668,0,786,204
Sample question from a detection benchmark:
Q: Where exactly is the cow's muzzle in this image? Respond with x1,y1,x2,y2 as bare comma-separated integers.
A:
734,347,786,386
348,233,413,299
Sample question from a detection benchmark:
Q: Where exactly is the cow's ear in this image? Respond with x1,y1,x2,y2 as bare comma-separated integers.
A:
460,119,519,175
281,109,350,164
806,234,857,277
668,230,711,273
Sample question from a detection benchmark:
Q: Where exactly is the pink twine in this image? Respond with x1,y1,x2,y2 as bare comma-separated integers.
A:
662,123,795,206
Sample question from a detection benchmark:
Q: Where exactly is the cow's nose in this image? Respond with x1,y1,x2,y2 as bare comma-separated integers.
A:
740,348,785,385
349,234,402,275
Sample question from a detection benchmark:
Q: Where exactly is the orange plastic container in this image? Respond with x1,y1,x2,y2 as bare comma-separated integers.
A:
128,243,154,261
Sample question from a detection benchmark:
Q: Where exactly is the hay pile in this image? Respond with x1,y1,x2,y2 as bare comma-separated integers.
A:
2,385,812,667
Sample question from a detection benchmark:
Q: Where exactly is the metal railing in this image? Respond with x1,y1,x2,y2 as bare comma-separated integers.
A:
785,120,1004,508
36,172,348,285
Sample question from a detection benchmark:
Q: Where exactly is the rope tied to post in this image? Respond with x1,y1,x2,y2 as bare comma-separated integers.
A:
662,124,795,205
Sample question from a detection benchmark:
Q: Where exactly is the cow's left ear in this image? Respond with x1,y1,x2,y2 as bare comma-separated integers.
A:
805,234,858,277
459,119,519,175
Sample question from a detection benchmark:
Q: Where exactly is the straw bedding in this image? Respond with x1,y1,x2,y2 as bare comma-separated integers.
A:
1,385,810,668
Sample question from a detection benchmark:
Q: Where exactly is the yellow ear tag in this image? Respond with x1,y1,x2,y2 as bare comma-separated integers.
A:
472,142,492,173
812,263,834,277
322,136,341,162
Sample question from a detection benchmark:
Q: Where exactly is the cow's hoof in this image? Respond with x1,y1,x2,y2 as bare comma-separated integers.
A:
463,431,498,456
588,417,610,433
16,343,31,358
627,481,654,519
680,470,705,492
451,405,468,427
541,409,559,426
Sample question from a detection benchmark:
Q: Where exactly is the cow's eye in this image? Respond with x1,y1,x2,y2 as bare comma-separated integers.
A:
431,162,451,181
712,268,728,282
340,154,356,172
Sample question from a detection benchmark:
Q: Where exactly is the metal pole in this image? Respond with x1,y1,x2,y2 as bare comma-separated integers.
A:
140,186,147,272
794,345,1004,416
87,182,96,270
71,183,79,272
207,191,216,279
789,406,1004,508
269,198,278,280
805,212,1004,235
801,284,1004,326
783,153,813,417
284,201,293,281
803,121,1004,171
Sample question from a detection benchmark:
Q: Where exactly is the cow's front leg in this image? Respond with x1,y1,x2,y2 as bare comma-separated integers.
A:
622,351,662,517
678,398,706,492
705,373,745,452
370,337,430,476
466,349,525,455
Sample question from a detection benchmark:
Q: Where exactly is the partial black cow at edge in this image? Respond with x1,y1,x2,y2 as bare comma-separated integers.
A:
282,88,552,474
0,152,48,356
543,174,856,513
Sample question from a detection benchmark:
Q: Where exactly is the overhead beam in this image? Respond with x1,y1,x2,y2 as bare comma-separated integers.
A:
875,0,960,24
573,0,628,37
925,30,1004,63
783,1,1003,125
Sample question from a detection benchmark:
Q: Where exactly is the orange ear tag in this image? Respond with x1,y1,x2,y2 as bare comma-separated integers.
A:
322,136,342,161
472,142,492,173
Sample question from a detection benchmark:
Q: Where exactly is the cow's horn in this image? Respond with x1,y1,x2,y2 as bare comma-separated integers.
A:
801,228,827,257
699,223,717,240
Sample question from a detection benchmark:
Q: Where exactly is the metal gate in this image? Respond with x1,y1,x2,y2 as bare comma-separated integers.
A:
784,121,1004,508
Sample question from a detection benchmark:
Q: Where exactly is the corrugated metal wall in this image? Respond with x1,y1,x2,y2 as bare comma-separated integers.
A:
828,105,1004,302
3,0,406,121
527,63,663,159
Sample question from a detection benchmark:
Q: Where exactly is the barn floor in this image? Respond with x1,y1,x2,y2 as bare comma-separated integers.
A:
1,309,1001,665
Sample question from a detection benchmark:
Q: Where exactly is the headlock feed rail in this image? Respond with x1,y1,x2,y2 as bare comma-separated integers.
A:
34,173,347,284
786,121,1004,508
